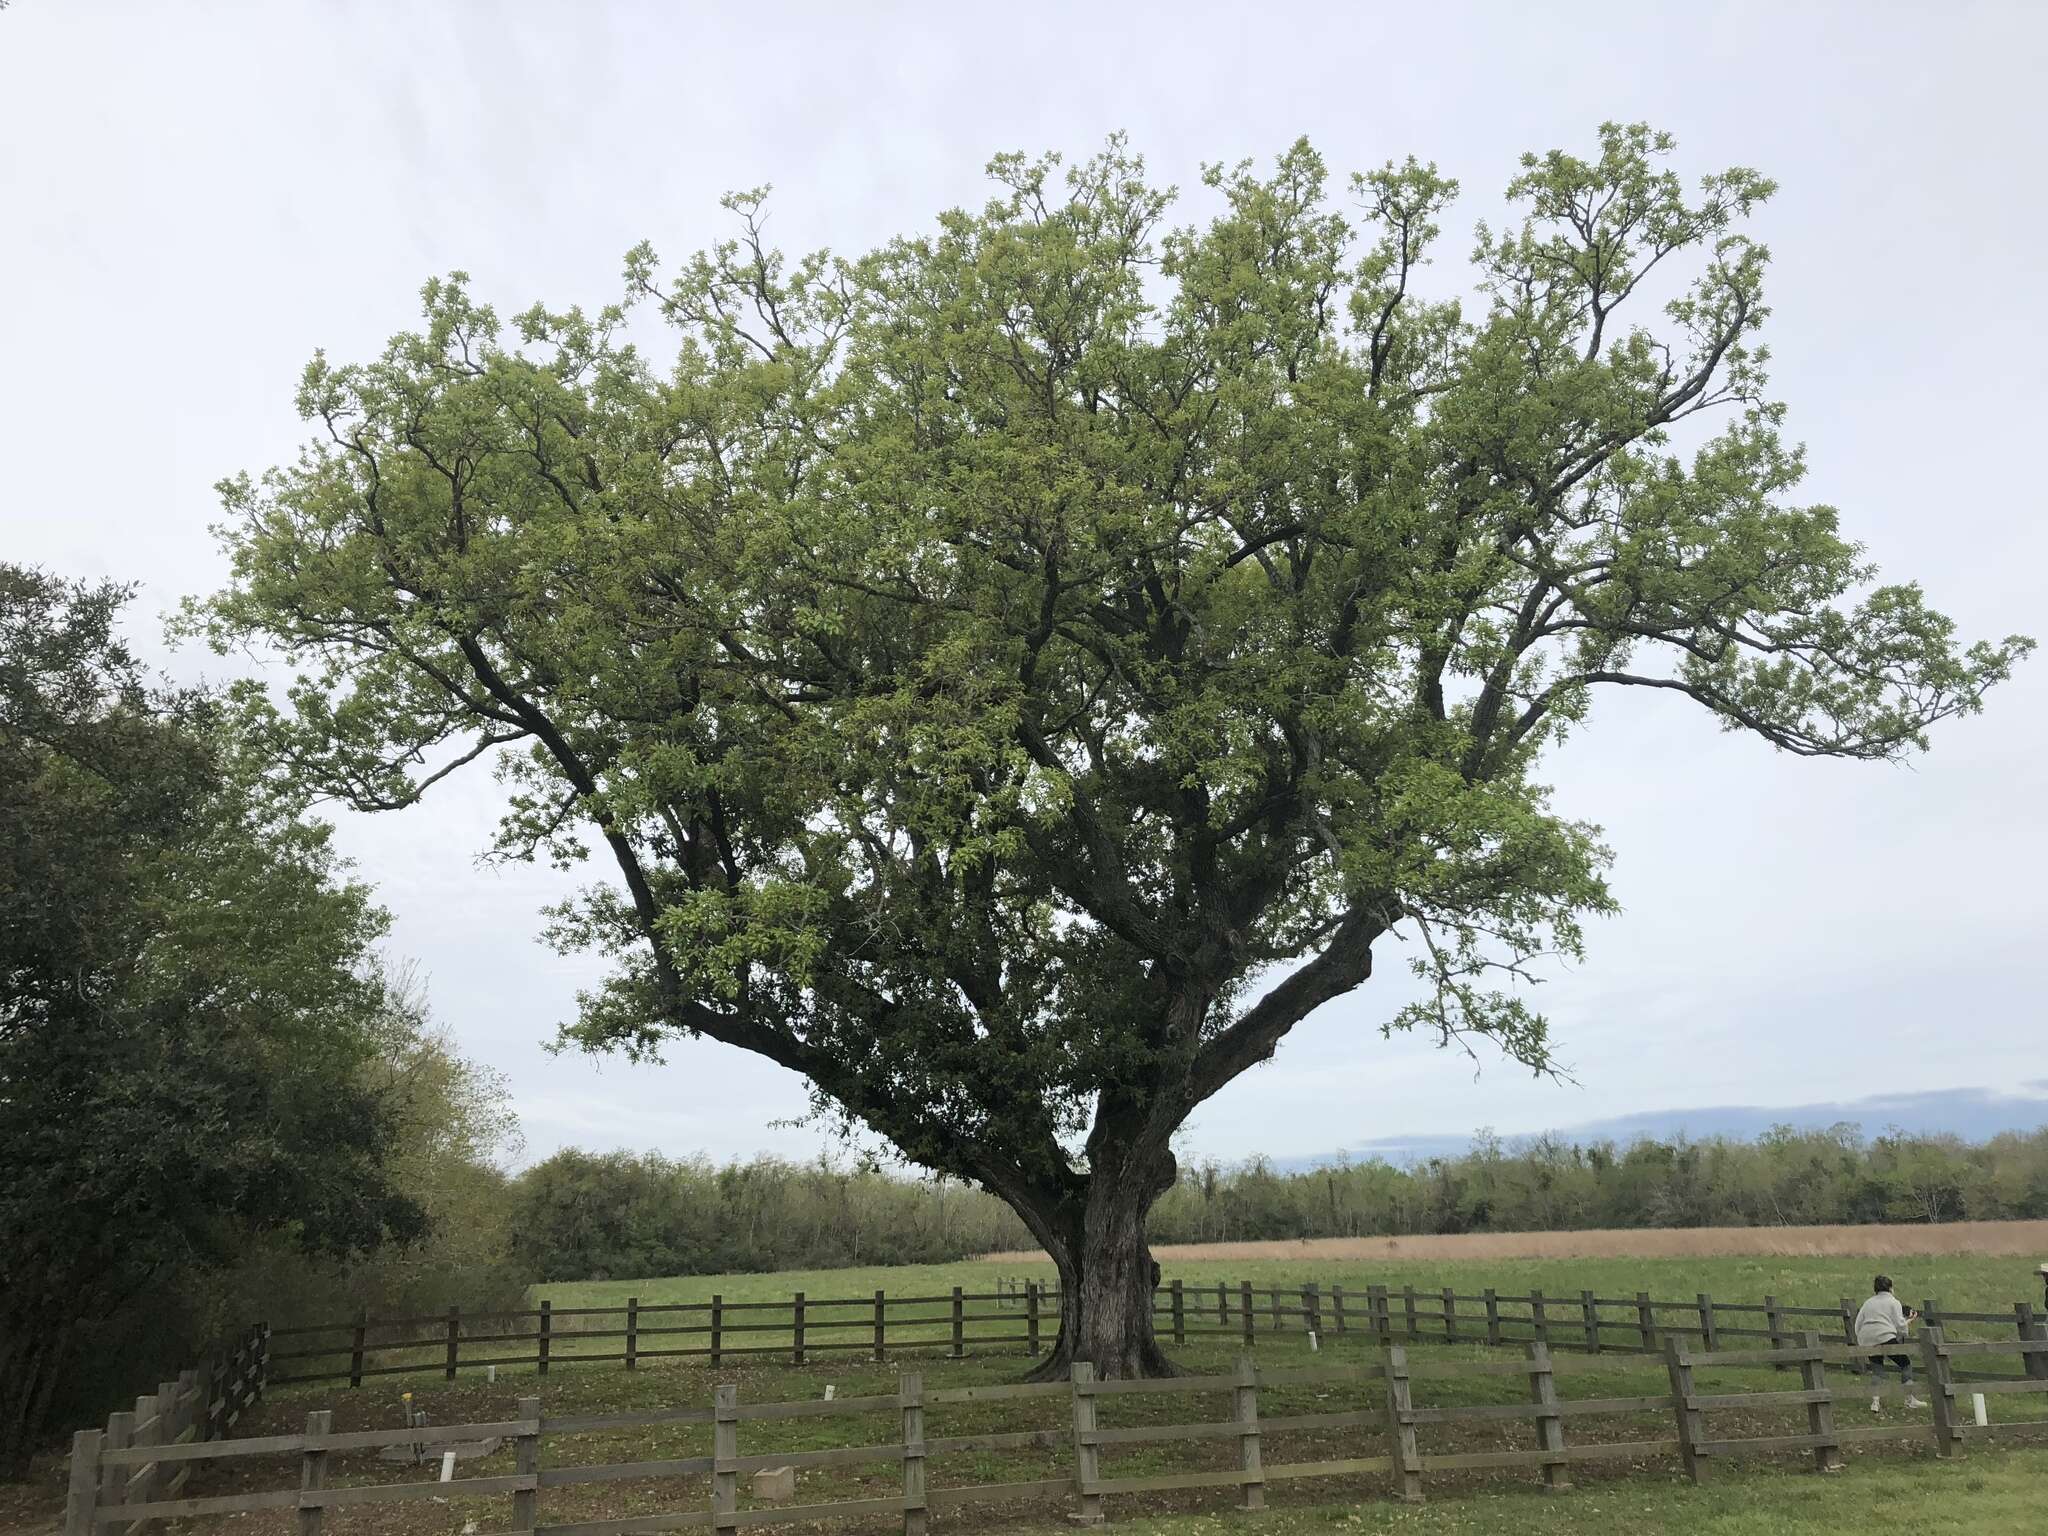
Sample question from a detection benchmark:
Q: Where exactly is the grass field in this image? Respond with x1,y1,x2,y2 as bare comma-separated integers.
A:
540,1248,2048,1323
9,1249,2045,1536
27,1320,2048,1536
984,1219,2048,1264
1093,1453,2048,1533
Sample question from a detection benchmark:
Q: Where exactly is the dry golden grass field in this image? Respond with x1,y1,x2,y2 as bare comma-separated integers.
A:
981,1220,2048,1266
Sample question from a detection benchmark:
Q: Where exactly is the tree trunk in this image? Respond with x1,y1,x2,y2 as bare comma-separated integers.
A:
1019,1150,1177,1380
0,1322,57,1481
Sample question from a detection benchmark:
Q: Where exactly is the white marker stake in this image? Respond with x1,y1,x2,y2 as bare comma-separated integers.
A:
487,1364,497,1384
823,1384,835,1401
441,1451,457,1483
1974,1393,1989,1427
1308,1330,1320,1352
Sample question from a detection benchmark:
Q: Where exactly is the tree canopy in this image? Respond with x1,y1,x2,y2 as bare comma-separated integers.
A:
195,124,2028,1374
0,566,427,1471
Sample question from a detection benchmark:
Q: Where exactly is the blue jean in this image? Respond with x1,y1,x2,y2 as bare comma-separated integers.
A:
1866,1349,1914,1386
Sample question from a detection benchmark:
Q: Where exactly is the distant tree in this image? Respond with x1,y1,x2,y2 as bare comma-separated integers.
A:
214,967,526,1332
507,1149,697,1282
196,125,2027,1376
0,566,424,1473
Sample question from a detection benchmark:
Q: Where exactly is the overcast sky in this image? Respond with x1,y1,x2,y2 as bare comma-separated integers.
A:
3,1,2043,1172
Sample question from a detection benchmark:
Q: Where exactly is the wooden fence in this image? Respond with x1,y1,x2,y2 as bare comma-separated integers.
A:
62,1325,271,1536
259,1279,2048,1388
63,1327,2048,1536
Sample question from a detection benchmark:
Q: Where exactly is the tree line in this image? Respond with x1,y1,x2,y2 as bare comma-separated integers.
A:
498,1123,2048,1284
1153,1126,2048,1242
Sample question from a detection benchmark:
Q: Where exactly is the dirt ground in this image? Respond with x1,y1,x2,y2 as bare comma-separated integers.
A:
979,1219,2048,1265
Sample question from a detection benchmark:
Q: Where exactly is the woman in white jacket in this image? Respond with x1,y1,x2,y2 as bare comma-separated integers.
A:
1852,1275,1924,1412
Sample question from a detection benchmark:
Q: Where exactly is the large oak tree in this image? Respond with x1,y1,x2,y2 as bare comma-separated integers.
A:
197,126,2028,1376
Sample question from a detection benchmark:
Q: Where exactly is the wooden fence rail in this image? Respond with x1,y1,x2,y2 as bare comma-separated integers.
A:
256,1281,2048,1389
58,1274,2042,1528
64,1328,2048,1536
63,1324,271,1536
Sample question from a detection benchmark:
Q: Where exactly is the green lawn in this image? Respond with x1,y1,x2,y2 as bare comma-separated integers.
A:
14,1254,2039,1536
1095,1451,2048,1534
539,1251,2044,1321
259,1251,2047,1396
22,1250,2044,1536
142,1340,2048,1536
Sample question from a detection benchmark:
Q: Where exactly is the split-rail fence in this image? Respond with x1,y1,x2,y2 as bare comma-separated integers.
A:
256,1279,2048,1389
63,1326,2048,1536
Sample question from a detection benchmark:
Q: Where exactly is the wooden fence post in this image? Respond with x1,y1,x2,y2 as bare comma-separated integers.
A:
1171,1279,1186,1345
1796,1331,1842,1472
158,1378,184,1472
1384,1345,1424,1504
1025,1283,1040,1356
158,1378,180,1486
235,1328,259,1426
1234,1353,1264,1511
1920,1327,1960,1458
1839,1297,1863,1376
1530,1289,1548,1346
538,1300,552,1377
1697,1293,1719,1353
873,1289,887,1363
169,1375,195,1499
198,1348,220,1442
210,1335,230,1430
2017,1303,2048,1382
1331,1283,1347,1335
1217,1280,1230,1329
348,1310,367,1389
791,1292,804,1366
62,1430,101,1536
1305,1283,1321,1339
1578,1291,1599,1354
225,1331,246,1432
1240,1281,1255,1347
513,1396,541,1534
97,1411,132,1529
129,1391,158,1517
205,1346,226,1439
1664,1337,1706,1484
297,1409,332,1536
951,1287,965,1359
1369,1285,1391,1346
1403,1285,1418,1340
1485,1289,1502,1347
446,1306,461,1382
1764,1295,1785,1364
709,1295,724,1369
900,1372,927,1536
1270,1285,1283,1333
627,1296,640,1371
1921,1297,1942,1337
1070,1362,1102,1526
1526,1343,1570,1492
713,1383,739,1536
1441,1287,1456,1342
1636,1291,1657,1354
183,1368,203,1436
